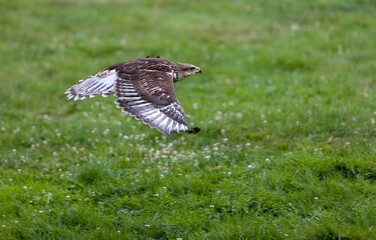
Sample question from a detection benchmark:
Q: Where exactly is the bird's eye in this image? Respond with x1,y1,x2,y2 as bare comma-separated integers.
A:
189,67,196,70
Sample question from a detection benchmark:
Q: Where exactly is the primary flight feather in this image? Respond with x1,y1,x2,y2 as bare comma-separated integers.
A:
65,56,202,136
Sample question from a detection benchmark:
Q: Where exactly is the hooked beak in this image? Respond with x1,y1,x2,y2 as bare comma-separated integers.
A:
197,68,202,74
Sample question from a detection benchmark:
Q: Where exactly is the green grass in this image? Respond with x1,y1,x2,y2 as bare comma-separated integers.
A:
1,0,376,239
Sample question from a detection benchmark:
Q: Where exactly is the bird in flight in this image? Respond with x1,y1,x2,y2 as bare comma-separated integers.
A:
65,55,202,136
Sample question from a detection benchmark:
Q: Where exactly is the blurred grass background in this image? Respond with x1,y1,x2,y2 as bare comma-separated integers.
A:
1,0,376,239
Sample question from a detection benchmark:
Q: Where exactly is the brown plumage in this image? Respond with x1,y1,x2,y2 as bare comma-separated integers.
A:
65,56,202,136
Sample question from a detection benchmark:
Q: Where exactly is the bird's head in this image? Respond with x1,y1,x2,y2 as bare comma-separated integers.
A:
173,62,202,82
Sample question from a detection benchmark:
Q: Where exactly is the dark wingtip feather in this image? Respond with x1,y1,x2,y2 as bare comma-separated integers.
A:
144,54,160,59
187,127,201,134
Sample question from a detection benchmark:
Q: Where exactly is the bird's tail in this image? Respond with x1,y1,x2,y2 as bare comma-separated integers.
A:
65,69,117,100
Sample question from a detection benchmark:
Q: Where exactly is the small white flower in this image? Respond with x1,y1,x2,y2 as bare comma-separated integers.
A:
290,23,300,31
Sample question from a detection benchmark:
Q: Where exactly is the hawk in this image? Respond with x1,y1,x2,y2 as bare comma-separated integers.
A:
65,56,202,136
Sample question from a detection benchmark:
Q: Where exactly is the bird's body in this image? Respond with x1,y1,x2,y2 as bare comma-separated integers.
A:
65,56,202,136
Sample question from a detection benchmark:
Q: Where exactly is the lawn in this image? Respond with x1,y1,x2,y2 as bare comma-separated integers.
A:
1,0,376,239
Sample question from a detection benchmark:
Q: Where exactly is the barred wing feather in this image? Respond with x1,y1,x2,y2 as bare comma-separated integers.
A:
114,70,188,136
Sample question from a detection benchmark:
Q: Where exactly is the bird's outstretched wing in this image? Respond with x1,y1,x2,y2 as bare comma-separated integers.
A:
115,69,188,136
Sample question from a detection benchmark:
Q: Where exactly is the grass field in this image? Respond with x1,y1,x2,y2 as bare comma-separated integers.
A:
1,0,376,239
